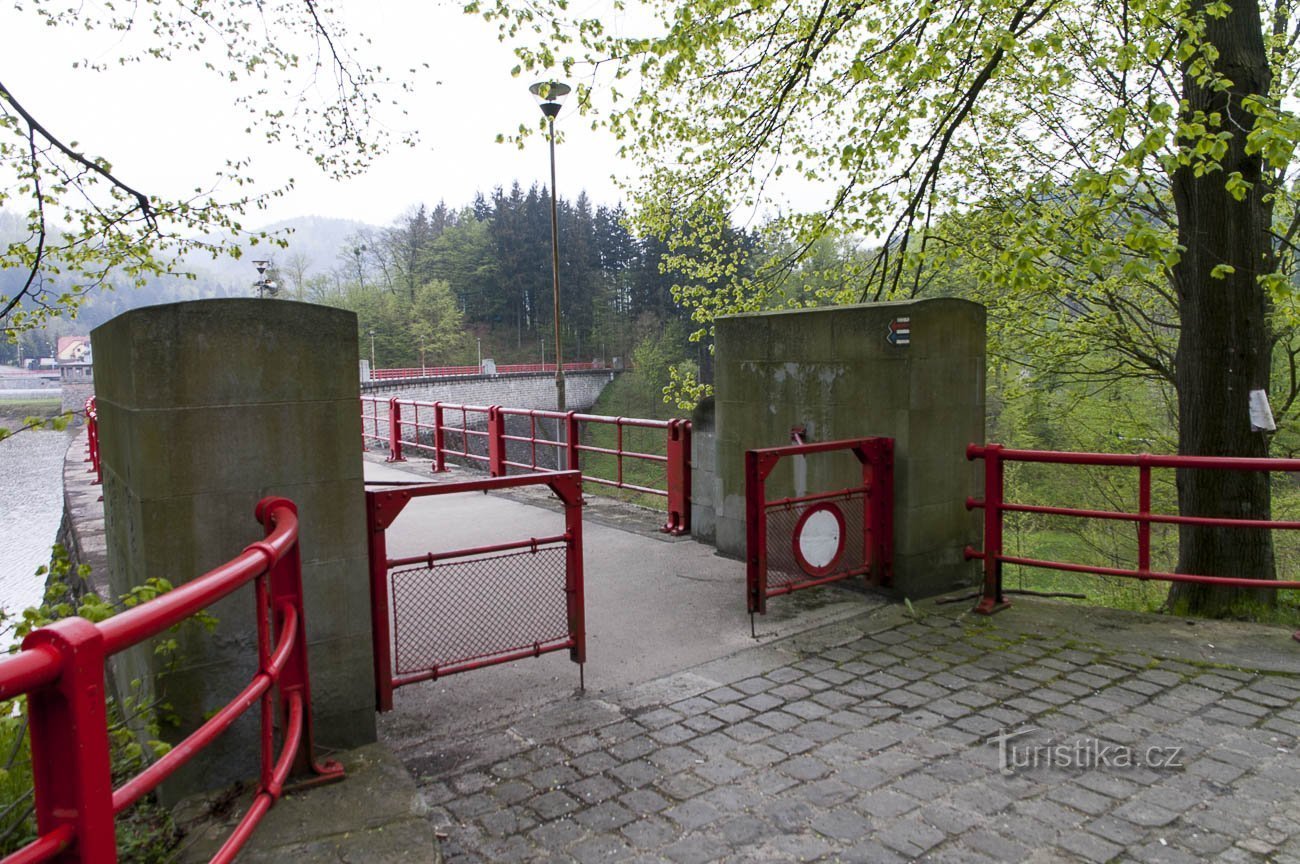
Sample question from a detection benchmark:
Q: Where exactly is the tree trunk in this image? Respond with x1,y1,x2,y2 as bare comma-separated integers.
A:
1169,0,1276,614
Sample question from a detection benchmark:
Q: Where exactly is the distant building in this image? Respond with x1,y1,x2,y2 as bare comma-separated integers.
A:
58,336,93,388
56,336,91,362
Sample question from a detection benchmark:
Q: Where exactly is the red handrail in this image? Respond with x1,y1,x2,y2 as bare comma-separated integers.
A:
966,444,1300,627
366,361,605,381
369,365,483,380
359,397,388,452
84,398,101,485
362,398,691,535
0,498,343,864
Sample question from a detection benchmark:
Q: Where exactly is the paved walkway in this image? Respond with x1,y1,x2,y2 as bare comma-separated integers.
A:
403,601,1300,863
367,457,1300,863
363,456,877,754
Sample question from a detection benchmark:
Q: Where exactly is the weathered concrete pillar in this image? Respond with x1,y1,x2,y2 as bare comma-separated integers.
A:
690,397,719,545
92,299,374,799
711,298,985,599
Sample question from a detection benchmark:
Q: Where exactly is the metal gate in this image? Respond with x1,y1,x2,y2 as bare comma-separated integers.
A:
365,471,585,711
746,438,894,622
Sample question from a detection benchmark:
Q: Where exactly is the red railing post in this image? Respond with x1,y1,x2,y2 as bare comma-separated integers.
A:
745,450,768,616
663,420,692,535
84,398,93,467
432,402,447,473
85,397,102,485
387,398,406,463
25,617,117,863
256,498,343,782
552,474,586,667
487,406,506,477
565,412,580,472
365,491,396,712
867,437,895,587
1138,456,1152,576
975,443,1010,614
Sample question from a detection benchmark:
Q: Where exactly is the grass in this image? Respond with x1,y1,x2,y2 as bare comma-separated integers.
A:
577,367,1300,628
578,371,685,511
0,397,61,418
1000,527,1300,627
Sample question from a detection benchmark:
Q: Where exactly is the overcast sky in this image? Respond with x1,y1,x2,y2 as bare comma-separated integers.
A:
1,1,631,230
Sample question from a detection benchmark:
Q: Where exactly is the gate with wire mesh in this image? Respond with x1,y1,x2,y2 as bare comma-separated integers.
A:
746,438,895,624
365,471,585,711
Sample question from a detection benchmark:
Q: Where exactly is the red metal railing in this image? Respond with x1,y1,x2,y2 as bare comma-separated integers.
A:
359,396,389,452
84,397,101,485
369,365,483,380
494,362,600,374
365,472,586,711
367,361,603,380
746,438,894,621
362,399,691,535
966,444,1300,619
0,498,342,864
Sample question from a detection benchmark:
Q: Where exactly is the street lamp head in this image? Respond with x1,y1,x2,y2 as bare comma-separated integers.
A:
529,81,571,119
252,259,271,277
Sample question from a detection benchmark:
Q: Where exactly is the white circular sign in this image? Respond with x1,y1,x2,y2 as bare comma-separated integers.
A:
797,508,842,570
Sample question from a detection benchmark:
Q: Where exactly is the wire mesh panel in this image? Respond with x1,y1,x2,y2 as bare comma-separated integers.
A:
763,493,867,595
746,439,894,617
391,545,569,676
366,471,585,711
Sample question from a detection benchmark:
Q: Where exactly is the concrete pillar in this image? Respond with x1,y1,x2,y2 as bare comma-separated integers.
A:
92,299,374,800
690,397,719,545
712,298,985,599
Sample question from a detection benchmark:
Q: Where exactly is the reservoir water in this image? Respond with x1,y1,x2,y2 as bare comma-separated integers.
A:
0,429,71,617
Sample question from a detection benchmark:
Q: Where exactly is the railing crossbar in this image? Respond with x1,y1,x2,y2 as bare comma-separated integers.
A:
0,497,342,864
967,442,1300,619
360,398,691,535
969,499,1300,532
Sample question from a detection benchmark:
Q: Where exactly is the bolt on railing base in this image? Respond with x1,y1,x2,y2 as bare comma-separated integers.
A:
282,760,346,796
973,598,1011,615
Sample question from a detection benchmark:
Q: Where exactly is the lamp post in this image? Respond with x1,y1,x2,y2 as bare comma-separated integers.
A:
530,80,571,411
252,259,277,298
369,329,376,370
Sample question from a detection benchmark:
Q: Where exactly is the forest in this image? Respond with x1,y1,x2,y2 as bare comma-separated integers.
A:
0,185,737,380
9,175,1300,627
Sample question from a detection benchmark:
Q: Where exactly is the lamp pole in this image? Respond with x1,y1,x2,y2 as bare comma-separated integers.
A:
252,259,275,298
530,81,571,411
369,329,376,370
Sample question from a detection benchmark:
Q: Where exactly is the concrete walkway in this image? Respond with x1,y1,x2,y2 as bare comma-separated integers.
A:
367,457,1300,863
411,600,1300,863
363,456,879,763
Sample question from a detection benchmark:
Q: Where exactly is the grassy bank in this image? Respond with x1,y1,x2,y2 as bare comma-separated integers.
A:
580,367,1300,627
580,369,685,510
1000,527,1300,627
0,396,64,431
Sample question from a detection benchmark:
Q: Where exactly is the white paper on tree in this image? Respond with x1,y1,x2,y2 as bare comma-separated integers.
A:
1249,389,1276,432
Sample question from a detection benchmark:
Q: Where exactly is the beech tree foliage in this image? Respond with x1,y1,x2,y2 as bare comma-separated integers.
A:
485,0,1300,610
0,1,413,336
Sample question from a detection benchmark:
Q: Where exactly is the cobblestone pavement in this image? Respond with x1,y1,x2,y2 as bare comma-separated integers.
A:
402,600,1300,863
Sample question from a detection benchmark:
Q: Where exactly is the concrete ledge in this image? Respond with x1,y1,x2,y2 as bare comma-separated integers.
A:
60,429,110,599
175,742,439,863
